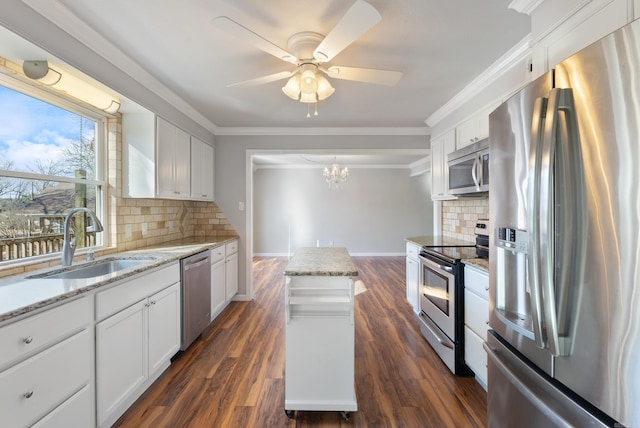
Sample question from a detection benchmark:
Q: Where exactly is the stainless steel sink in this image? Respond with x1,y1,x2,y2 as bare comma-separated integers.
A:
28,258,157,280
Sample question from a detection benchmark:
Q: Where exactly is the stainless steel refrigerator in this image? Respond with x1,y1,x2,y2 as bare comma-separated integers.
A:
487,18,640,428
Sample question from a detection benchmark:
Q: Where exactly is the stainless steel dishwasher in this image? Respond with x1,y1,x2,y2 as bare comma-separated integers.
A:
180,250,211,350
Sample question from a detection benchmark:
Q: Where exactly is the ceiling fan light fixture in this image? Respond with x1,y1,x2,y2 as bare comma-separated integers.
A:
282,74,301,100
299,69,318,93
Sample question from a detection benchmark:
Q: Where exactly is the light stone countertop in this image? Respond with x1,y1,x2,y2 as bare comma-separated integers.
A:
463,258,489,273
0,236,238,323
284,247,358,277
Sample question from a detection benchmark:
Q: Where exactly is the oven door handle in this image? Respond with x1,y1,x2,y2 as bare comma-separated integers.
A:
420,313,454,349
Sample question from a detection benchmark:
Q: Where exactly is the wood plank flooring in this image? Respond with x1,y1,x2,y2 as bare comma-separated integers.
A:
113,256,487,427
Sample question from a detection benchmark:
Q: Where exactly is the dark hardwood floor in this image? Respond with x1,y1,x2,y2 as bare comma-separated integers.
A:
113,256,487,427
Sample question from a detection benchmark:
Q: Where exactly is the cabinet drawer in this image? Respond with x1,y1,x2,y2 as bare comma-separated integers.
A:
464,326,487,388
406,242,419,260
96,263,180,321
0,329,91,428
464,289,489,340
225,240,238,255
32,384,93,428
0,296,92,369
210,245,225,264
464,264,489,300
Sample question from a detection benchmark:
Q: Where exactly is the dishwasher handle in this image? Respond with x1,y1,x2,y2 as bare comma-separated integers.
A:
184,256,210,271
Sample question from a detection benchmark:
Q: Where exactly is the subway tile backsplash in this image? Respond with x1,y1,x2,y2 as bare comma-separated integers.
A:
442,197,489,242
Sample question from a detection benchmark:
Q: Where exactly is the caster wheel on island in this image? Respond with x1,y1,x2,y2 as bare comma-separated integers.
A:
285,409,295,419
339,411,350,421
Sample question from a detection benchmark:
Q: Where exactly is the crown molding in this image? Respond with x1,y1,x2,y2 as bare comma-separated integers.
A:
508,0,544,15
214,127,430,136
425,34,532,127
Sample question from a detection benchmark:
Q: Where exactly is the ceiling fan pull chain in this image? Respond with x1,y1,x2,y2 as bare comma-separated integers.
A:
314,102,319,117
307,103,311,118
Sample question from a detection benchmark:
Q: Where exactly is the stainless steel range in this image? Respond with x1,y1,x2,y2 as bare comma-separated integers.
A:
417,222,489,375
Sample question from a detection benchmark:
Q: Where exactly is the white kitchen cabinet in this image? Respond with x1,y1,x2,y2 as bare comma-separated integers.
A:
95,264,181,427
463,264,489,390
123,112,192,200
456,112,489,149
157,117,191,199
190,136,214,201
431,129,457,200
0,296,94,428
405,242,420,314
225,240,239,301
210,244,226,321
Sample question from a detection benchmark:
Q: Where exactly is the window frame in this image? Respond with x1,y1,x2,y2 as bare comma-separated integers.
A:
0,72,109,263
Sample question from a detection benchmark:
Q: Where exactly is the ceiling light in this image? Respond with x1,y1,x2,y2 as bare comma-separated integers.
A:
282,63,335,112
22,60,121,114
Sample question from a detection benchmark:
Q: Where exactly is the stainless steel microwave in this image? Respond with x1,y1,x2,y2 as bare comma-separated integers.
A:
447,138,489,195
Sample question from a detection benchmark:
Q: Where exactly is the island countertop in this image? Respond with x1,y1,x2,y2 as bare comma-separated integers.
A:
284,247,358,277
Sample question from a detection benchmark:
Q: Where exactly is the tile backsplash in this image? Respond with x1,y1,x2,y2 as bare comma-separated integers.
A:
442,197,489,242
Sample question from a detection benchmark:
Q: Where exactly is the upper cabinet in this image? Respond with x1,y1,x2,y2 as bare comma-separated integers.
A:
123,112,214,201
156,117,191,199
190,136,214,201
455,114,488,149
431,129,457,200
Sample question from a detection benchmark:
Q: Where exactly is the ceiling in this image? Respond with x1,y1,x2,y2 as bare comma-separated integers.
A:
0,0,530,168
1,0,529,130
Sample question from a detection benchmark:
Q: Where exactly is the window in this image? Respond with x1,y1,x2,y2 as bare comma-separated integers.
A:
0,81,106,262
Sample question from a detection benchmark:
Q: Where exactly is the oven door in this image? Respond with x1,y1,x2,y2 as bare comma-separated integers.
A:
418,254,455,340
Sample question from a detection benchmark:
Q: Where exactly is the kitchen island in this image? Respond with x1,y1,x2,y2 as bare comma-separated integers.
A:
283,247,358,421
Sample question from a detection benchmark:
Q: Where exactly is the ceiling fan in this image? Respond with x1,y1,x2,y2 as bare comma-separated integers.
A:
212,0,402,107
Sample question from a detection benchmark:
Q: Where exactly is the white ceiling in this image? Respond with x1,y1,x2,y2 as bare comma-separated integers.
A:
0,0,530,167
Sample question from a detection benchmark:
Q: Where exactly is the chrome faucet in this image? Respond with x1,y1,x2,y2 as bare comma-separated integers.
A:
61,207,104,266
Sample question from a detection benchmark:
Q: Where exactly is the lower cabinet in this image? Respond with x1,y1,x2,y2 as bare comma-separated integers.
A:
95,266,180,427
463,264,489,390
0,296,94,428
210,244,226,321
225,250,238,302
405,242,420,313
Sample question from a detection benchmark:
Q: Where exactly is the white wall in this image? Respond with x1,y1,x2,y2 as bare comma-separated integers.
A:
253,167,432,255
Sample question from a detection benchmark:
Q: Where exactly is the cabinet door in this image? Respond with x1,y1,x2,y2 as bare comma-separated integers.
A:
148,283,181,374
96,299,147,426
406,256,419,313
32,384,93,428
173,127,191,197
211,259,226,321
190,137,214,200
431,129,457,200
225,252,238,301
456,117,478,149
156,117,175,198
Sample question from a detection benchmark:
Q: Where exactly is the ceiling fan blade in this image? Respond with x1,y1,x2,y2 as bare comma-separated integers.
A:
226,71,294,88
212,16,298,64
313,0,382,62
325,66,402,86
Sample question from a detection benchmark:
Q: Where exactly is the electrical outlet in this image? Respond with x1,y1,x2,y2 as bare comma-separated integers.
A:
125,224,132,239
141,223,148,235
239,201,245,211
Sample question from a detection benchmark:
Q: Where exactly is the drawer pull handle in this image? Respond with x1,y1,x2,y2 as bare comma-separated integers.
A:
24,390,33,399
23,336,33,344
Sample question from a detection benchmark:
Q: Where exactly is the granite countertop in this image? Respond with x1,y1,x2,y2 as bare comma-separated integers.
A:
463,258,489,272
405,235,475,247
284,247,358,277
0,236,238,323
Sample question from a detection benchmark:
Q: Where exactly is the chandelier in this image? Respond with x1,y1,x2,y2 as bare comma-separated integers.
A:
323,163,349,188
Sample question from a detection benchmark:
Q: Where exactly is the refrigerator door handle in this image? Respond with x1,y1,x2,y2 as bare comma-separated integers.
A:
538,88,577,356
527,96,548,349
